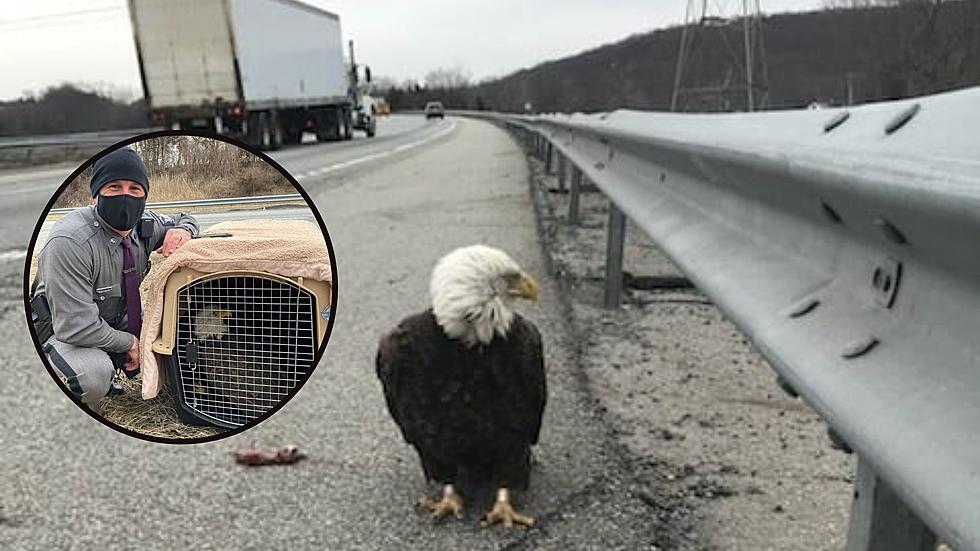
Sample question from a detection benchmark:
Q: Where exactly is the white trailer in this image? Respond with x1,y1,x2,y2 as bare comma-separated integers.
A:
128,0,375,148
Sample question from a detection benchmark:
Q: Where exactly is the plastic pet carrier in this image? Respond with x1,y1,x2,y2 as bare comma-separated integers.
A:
152,267,330,428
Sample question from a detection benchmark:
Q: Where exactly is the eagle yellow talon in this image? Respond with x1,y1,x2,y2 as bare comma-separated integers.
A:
417,485,464,521
480,488,535,528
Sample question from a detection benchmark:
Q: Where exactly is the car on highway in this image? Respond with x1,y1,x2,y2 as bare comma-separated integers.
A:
424,101,445,119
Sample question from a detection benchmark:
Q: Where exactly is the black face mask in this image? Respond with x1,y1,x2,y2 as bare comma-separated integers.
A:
97,193,146,231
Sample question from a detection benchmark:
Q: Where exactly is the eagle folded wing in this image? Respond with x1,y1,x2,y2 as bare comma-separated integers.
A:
515,316,546,446
376,323,439,446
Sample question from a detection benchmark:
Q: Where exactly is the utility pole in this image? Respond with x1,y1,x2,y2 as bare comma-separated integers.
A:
671,0,769,112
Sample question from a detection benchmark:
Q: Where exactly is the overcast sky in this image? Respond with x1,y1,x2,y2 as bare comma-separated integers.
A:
0,0,824,101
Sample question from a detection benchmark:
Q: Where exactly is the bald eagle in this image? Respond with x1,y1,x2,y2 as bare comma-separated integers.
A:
376,245,546,527
194,307,233,341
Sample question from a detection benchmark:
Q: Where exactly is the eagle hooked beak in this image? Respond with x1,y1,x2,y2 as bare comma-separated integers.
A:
512,273,540,302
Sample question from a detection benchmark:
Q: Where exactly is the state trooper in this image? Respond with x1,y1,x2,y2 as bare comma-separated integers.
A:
31,147,199,411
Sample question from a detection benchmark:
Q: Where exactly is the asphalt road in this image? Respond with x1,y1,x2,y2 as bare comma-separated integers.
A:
0,118,660,549
0,114,442,253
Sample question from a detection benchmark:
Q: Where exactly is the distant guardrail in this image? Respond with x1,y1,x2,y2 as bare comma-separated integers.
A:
0,128,162,166
458,87,980,551
0,128,159,150
47,193,304,215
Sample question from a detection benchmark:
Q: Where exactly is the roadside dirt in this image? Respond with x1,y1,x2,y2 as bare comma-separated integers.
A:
524,143,854,550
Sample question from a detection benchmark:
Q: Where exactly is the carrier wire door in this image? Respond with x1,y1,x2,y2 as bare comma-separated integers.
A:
155,269,330,428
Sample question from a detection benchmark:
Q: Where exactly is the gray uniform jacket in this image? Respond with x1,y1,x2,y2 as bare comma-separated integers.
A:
34,205,199,353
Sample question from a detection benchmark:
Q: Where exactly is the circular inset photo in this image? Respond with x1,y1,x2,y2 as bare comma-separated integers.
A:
24,131,336,442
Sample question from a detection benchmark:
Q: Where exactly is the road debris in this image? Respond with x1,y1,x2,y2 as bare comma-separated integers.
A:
232,444,306,466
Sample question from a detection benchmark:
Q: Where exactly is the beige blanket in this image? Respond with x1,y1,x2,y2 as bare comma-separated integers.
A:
139,219,332,399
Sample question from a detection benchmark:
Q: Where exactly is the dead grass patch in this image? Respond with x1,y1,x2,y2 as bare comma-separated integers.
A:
99,374,226,440
53,136,296,208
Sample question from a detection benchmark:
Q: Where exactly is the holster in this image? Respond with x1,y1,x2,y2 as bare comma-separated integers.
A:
30,293,54,346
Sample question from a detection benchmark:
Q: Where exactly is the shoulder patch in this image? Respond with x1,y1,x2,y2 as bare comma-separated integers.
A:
144,211,175,226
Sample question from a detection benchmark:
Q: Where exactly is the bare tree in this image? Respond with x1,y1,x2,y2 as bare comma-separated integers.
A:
368,75,398,95
424,66,472,90
0,83,145,136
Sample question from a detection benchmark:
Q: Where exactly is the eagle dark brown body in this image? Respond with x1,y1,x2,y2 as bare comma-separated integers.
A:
377,309,546,490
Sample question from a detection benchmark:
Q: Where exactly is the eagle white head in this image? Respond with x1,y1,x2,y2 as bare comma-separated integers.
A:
194,307,233,340
430,245,540,347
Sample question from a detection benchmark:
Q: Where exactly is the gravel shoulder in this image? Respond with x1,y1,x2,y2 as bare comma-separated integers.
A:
522,137,855,551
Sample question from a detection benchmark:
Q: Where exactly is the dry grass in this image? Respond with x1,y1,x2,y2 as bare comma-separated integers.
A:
54,163,295,208
99,374,226,440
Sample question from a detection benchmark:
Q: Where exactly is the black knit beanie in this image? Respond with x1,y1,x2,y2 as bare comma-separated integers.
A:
90,147,149,197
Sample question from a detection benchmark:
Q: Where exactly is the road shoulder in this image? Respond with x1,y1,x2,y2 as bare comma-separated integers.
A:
521,128,854,550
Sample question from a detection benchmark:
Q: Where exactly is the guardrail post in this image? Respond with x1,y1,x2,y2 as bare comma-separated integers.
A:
603,202,626,308
557,153,567,192
845,457,937,551
544,141,553,174
568,166,582,225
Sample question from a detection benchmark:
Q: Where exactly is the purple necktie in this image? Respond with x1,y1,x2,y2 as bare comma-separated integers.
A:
121,237,142,337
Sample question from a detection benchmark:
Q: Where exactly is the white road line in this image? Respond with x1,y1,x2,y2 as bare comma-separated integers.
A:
295,121,457,182
0,165,76,185
0,250,27,263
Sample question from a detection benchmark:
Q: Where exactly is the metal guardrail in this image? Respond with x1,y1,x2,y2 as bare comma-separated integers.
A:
0,128,159,150
47,193,304,215
460,87,980,551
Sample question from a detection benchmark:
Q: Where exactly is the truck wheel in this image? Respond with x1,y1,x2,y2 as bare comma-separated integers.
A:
316,114,340,143
246,112,264,149
260,114,272,150
269,111,283,150
343,108,353,140
284,127,302,146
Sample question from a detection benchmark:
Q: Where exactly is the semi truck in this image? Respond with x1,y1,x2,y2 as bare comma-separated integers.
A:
127,0,375,150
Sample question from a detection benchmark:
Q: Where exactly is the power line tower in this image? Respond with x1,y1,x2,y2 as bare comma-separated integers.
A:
670,0,769,112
